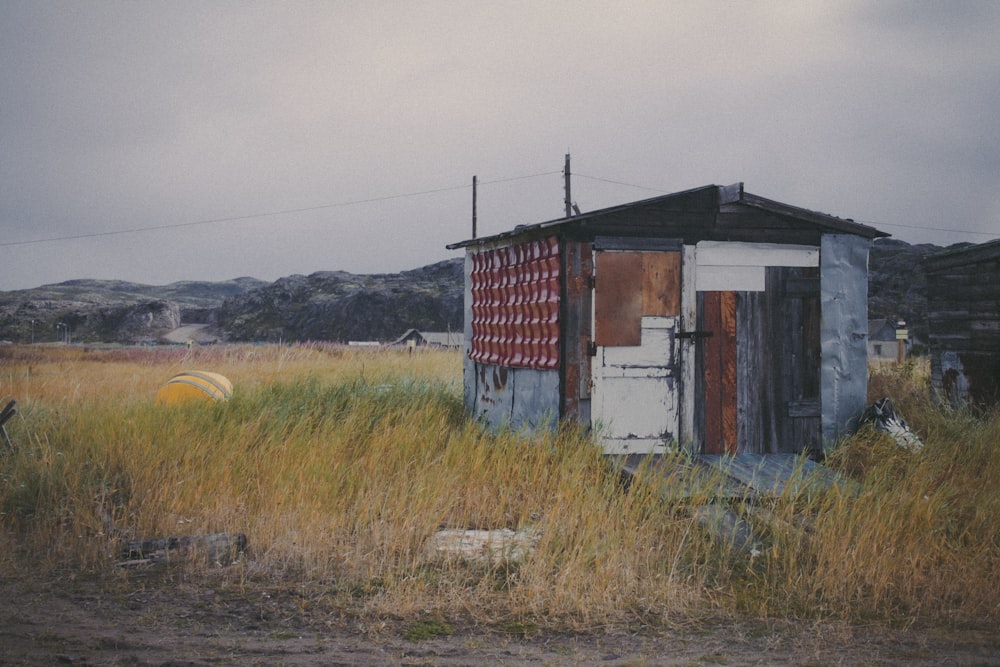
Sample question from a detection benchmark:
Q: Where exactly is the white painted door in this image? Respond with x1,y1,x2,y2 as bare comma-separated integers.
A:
592,316,679,454
590,249,682,455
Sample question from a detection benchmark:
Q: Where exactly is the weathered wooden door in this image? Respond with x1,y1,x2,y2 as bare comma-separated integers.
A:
591,248,682,454
694,242,823,455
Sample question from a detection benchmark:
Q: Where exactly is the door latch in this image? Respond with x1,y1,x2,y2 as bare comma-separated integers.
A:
676,330,713,340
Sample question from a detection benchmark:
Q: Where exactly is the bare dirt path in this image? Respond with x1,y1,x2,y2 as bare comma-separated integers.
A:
2,578,997,666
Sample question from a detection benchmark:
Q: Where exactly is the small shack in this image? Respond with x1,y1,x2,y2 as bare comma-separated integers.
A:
447,183,887,456
392,329,463,348
922,239,1000,408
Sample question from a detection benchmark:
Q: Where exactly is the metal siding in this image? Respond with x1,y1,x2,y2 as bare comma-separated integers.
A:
470,363,559,433
469,237,560,370
820,234,870,447
462,252,476,415
472,362,513,426
509,368,561,432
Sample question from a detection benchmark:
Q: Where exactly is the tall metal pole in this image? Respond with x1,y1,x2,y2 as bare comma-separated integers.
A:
472,175,478,239
563,153,572,218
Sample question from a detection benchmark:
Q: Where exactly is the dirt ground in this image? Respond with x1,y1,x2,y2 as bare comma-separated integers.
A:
2,576,998,667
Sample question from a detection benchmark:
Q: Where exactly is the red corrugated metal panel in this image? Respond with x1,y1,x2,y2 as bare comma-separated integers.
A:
470,237,560,369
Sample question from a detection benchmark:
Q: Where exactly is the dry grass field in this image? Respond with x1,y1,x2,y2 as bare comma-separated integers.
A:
1,344,998,665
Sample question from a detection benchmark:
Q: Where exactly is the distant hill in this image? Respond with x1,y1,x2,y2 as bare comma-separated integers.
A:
0,261,462,345
0,242,976,345
214,259,463,343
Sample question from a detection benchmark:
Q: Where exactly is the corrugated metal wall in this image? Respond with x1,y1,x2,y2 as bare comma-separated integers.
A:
820,234,870,446
469,237,561,370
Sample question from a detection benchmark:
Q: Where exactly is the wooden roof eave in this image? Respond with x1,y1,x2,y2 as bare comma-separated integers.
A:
921,238,1000,272
735,193,889,239
446,184,889,250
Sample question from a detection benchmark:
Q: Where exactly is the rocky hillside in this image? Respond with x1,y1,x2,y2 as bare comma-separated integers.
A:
0,242,973,345
867,238,975,343
0,261,463,345
0,277,266,345
215,259,463,343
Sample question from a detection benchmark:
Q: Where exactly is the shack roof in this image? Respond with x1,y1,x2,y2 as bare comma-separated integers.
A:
921,238,1000,272
448,183,887,250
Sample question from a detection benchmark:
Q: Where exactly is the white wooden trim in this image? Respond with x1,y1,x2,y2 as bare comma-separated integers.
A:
697,265,766,292
679,244,697,449
696,241,819,268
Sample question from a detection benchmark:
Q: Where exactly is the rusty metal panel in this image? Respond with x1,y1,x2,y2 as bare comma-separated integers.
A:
595,251,680,346
594,251,643,346
469,237,560,370
641,252,681,316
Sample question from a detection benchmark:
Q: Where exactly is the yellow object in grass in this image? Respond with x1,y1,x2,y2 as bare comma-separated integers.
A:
155,371,233,405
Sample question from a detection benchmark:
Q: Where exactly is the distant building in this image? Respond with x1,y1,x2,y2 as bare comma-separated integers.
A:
868,318,914,362
392,329,462,348
922,239,1000,408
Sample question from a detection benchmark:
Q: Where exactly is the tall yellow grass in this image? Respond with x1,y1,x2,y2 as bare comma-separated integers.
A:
1,346,997,628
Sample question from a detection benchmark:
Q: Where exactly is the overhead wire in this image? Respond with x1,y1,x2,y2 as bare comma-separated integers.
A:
0,170,562,248
2,168,995,246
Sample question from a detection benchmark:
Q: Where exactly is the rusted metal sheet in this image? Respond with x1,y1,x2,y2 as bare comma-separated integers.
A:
595,250,681,347
594,251,643,346
469,237,560,370
641,252,681,317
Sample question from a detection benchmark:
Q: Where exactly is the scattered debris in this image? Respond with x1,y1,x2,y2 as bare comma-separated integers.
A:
861,398,924,452
117,532,247,567
427,527,540,566
692,505,760,556
0,398,15,451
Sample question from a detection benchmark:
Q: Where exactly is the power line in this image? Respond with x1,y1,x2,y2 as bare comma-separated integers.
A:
574,172,668,193
857,219,997,239
0,170,562,248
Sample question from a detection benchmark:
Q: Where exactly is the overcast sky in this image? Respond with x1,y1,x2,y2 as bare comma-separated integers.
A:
2,1,998,290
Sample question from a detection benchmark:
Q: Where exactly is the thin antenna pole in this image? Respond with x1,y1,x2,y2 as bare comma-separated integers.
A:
563,153,572,217
472,175,478,238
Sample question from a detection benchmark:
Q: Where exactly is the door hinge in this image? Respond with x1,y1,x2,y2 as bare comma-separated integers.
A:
587,341,598,356
676,330,713,340
586,275,596,289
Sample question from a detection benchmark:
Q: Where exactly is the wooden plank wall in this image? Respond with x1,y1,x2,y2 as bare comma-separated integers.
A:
740,268,822,454
561,241,592,423
702,290,738,454
924,244,1000,406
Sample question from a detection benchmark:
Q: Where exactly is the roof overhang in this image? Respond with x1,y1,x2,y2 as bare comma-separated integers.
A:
447,183,888,250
